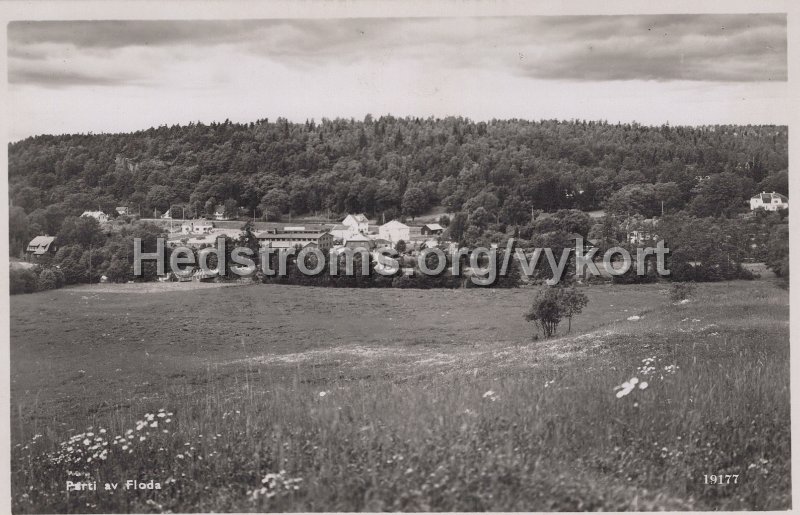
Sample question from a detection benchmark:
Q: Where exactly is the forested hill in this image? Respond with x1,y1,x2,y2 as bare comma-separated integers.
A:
8,117,788,224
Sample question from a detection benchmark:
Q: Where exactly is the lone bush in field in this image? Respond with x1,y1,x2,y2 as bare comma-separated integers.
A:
559,287,589,332
525,286,589,338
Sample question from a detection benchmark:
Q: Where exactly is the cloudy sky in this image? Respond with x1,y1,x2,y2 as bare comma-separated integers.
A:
7,14,788,141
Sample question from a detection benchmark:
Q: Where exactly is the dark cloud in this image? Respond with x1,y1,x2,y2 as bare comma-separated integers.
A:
510,14,787,82
8,68,139,87
8,20,268,49
7,14,787,88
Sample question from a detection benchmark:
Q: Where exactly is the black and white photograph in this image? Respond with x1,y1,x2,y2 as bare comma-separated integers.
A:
3,2,795,512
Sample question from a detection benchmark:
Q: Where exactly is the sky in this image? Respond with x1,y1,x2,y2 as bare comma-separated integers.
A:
7,15,789,141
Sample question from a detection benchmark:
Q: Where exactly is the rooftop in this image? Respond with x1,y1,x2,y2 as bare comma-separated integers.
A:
256,231,330,239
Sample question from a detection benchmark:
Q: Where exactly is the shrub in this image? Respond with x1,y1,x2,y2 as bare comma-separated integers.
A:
36,267,64,292
525,286,589,338
105,256,131,283
10,268,38,295
669,282,696,302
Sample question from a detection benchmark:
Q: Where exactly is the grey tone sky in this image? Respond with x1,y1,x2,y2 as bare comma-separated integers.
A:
7,15,788,140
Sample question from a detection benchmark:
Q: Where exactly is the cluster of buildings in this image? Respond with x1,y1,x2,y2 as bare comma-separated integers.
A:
254,215,445,254
161,204,232,221
27,189,786,263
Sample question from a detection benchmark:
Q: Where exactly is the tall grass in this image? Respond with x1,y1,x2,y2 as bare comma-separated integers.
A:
11,283,790,512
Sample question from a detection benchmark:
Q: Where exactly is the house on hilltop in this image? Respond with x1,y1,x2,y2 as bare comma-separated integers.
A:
626,218,659,245
26,235,57,258
750,192,788,211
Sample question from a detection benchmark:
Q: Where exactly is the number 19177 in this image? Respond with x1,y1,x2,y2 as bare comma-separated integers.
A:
704,474,739,484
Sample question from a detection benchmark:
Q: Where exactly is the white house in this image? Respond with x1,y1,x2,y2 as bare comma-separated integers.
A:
626,218,659,245
342,213,369,234
750,192,788,211
214,205,231,221
329,224,356,241
81,210,109,223
379,220,410,243
181,219,214,235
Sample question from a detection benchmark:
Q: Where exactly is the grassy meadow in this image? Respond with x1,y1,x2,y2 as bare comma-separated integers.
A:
10,279,790,512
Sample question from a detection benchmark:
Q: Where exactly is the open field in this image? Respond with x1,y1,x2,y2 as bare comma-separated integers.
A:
10,280,790,512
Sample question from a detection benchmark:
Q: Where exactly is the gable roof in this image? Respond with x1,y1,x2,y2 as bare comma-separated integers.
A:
27,236,56,254
424,223,444,231
81,210,107,218
348,213,368,223
753,191,789,203
345,233,371,242
381,220,409,229
256,231,330,239
263,240,315,249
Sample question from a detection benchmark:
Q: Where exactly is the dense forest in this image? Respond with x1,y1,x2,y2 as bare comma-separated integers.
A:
8,116,790,292
9,116,788,227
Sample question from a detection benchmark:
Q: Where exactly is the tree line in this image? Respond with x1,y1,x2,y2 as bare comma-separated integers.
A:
8,116,789,291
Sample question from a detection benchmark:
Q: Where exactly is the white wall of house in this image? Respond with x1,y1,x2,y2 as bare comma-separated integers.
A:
379,221,410,242
342,214,369,233
750,192,788,211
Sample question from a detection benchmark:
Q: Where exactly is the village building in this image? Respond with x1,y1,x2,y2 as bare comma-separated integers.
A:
750,191,788,211
626,218,659,245
379,220,410,243
81,210,109,223
343,233,373,250
329,224,356,241
214,205,231,221
181,219,214,235
160,208,173,220
342,213,369,233
26,235,57,258
115,206,130,216
256,230,334,251
421,223,444,236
